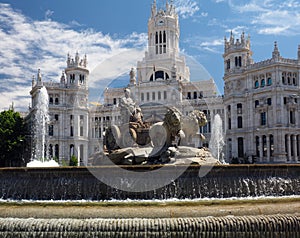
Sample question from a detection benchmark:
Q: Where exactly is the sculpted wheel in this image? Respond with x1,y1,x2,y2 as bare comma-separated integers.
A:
105,125,121,151
121,128,137,148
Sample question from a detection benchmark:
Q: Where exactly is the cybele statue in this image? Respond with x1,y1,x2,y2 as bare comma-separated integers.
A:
103,88,218,166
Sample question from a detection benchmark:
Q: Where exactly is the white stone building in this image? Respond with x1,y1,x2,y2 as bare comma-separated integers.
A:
29,0,300,165
88,0,223,158
30,53,89,165
223,32,300,163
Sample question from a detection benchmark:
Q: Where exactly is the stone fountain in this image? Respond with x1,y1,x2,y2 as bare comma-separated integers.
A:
0,90,299,236
27,85,59,167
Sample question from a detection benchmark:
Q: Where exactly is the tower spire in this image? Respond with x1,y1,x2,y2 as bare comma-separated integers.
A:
272,41,280,60
152,0,157,17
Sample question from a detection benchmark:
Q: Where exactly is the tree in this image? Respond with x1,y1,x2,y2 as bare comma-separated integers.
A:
69,155,78,166
0,108,27,167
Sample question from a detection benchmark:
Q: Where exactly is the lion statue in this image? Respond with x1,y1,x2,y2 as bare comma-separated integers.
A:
181,110,207,146
149,107,185,148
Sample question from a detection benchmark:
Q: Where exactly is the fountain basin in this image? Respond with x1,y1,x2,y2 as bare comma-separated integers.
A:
0,164,299,200
0,165,299,236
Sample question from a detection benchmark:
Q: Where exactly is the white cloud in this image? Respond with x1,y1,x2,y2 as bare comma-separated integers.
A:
45,9,54,21
0,3,147,111
174,0,200,18
185,36,224,54
224,0,300,36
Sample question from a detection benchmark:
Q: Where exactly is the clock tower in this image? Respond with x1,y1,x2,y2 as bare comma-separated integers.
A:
137,0,189,84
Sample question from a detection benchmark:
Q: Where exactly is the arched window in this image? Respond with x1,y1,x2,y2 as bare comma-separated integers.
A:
255,136,260,157
150,70,170,81
238,137,244,158
267,77,272,86
254,80,259,88
193,92,197,99
49,144,53,158
261,79,265,87
55,144,59,159
237,116,243,128
293,73,297,85
237,103,242,114
282,72,286,84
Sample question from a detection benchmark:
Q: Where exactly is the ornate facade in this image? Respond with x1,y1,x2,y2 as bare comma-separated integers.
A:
223,32,300,163
30,53,89,165
89,0,223,159
29,1,300,165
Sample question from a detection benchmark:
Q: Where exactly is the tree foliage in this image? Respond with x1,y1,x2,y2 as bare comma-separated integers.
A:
69,155,78,166
0,108,27,167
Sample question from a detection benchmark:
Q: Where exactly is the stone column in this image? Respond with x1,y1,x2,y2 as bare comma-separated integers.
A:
266,135,270,163
259,136,263,163
287,134,291,162
292,134,297,162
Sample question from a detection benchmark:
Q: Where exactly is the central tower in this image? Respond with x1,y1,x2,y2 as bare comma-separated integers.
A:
148,0,179,58
137,0,189,84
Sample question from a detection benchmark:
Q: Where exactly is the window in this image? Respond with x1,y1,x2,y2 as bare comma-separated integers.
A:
55,114,59,121
235,56,242,67
49,97,53,105
284,97,287,104
70,74,75,83
254,80,259,88
237,103,242,114
255,136,260,157
262,135,267,157
267,98,272,105
158,91,161,100
49,125,54,136
270,135,274,156
152,92,155,100
237,116,243,128
113,98,117,105
260,112,266,126
255,100,259,108
193,92,197,99
228,117,231,130
199,91,203,99
288,73,292,85
141,93,144,101
147,92,150,101
261,79,265,87
55,98,59,105
79,75,84,84
290,110,296,124
49,144,53,158
293,73,297,85
267,78,272,86
70,126,73,137
187,92,191,99
155,31,167,55
282,72,286,84
55,144,59,159
80,126,83,137
164,91,167,100
226,59,230,70
238,137,244,158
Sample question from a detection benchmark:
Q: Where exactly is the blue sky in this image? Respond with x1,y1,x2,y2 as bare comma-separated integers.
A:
1,0,300,111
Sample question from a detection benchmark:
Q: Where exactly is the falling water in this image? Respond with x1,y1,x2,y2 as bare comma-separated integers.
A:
30,86,50,163
209,114,225,163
